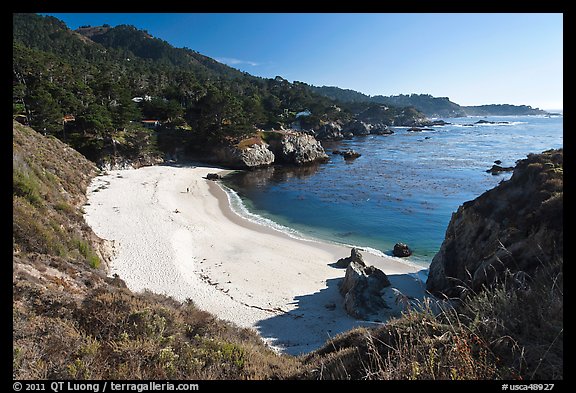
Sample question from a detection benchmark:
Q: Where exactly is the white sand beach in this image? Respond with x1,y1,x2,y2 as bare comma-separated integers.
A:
84,164,427,355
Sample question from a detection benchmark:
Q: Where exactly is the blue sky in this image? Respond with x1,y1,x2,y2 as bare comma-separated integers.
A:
44,13,563,110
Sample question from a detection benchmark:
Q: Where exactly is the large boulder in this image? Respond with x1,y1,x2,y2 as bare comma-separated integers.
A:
339,257,391,320
393,243,412,257
270,131,329,165
426,149,563,298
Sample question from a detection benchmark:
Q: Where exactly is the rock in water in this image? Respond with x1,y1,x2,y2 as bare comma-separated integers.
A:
426,149,563,298
370,123,394,135
335,247,366,268
393,243,412,257
341,149,361,160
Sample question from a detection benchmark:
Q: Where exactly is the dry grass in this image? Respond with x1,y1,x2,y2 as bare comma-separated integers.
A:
300,257,562,380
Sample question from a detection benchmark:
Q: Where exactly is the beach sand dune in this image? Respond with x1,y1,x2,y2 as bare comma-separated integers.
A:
84,164,426,355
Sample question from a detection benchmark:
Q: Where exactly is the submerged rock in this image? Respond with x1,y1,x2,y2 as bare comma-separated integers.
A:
475,119,510,125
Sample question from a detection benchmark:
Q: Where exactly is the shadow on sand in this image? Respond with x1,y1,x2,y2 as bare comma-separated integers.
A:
254,269,428,356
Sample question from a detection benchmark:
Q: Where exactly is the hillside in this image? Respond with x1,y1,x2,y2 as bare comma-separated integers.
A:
12,121,302,379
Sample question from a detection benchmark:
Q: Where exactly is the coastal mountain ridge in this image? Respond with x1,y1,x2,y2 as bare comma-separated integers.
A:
309,87,550,118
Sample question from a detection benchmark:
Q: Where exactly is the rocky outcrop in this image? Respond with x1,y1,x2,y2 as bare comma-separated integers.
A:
342,120,371,136
339,259,391,320
335,248,366,268
370,123,394,135
315,122,344,140
211,143,275,169
98,154,164,171
393,243,412,257
486,164,514,175
475,119,510,125
269,132,329,165
426,149,563,298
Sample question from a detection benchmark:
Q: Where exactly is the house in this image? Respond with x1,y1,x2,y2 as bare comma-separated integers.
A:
141,120,160,129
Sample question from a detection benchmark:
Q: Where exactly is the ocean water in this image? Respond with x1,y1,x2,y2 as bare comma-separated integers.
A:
222,115,563,267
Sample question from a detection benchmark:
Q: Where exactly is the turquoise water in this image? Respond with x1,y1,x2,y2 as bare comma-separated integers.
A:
222,115,563,267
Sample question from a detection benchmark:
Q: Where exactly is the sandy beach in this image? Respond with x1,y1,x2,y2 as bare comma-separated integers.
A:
84,164,427,355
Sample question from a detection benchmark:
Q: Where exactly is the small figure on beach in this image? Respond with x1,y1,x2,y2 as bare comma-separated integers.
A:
186,187,189,193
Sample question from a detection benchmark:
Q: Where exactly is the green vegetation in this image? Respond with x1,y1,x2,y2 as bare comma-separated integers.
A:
12,13,359,164
13,121,101,263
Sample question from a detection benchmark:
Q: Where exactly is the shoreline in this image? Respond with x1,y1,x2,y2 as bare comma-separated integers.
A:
84,164,427,355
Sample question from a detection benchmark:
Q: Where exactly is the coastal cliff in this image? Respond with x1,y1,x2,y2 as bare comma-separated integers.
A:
426,149,563,297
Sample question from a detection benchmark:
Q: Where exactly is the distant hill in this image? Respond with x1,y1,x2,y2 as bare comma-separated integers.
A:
310,86,549,118
371,94,465,118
